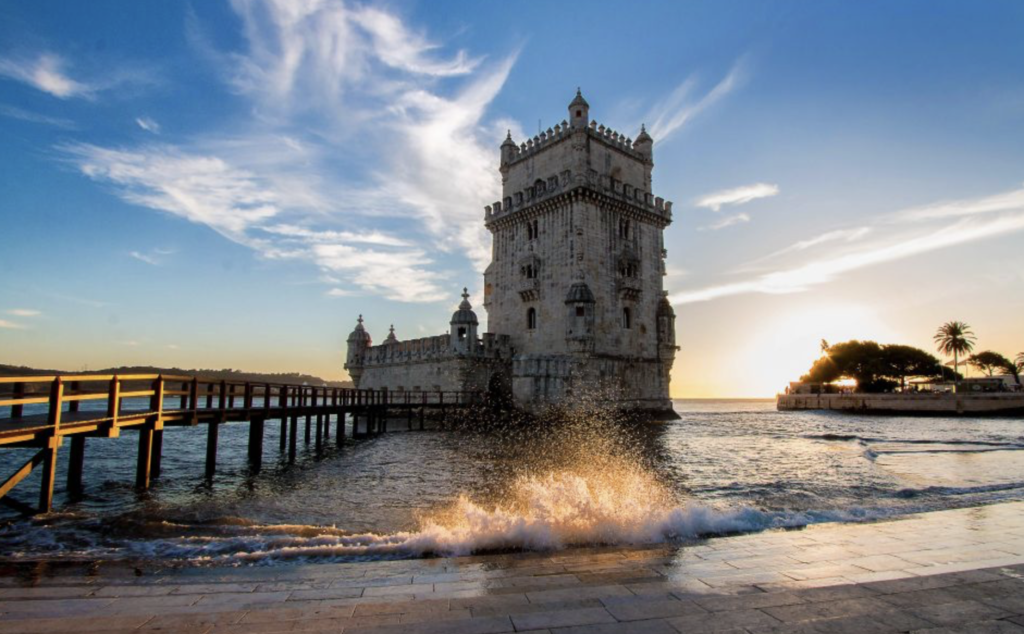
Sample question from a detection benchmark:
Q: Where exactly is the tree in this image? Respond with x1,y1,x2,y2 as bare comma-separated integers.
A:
1003,352,1024,387
968,351,1011,377
933,321,976,390
879,345,944,391
800,340,889,391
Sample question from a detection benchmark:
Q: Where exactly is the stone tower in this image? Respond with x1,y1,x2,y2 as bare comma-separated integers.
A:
483,90,678,414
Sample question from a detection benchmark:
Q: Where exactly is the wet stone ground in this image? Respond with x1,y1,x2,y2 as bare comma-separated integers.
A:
2,502,1024,633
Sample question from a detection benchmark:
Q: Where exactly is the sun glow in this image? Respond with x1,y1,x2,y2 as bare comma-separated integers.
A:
734,303,899,397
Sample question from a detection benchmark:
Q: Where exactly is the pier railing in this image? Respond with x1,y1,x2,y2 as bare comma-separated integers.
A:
0,374,482,516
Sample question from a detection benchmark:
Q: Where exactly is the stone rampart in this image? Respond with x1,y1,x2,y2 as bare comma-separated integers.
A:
777,393,1024,415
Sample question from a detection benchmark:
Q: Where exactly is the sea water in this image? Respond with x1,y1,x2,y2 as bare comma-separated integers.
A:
0,399,1022,567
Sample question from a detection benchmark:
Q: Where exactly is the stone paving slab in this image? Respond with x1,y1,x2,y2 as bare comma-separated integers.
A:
1,502,1024,632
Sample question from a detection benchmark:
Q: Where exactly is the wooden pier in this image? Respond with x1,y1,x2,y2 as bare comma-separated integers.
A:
0,374,481,516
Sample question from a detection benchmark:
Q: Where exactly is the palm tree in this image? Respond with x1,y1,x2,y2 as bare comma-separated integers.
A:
934,321,976,392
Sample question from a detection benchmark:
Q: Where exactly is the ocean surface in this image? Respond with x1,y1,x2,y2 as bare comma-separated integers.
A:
1,399,1023,568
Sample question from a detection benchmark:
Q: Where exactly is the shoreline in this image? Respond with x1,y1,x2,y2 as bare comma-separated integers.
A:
1,500,1023,632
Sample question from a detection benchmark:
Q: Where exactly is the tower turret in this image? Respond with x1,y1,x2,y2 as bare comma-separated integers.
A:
569,88,589,129
344,314,371,388
450,288,479,355
500,130,517,166
634,123,654,191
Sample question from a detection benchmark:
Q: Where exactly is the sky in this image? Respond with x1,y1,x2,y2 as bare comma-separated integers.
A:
1,0,1022,397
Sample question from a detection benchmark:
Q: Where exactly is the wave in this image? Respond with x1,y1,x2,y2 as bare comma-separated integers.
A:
896,480,1024,499
0,471,895,567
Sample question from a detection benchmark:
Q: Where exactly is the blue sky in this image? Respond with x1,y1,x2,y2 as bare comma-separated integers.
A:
1,1,1023,396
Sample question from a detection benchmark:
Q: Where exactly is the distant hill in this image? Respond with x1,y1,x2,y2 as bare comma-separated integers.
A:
0,364,352,388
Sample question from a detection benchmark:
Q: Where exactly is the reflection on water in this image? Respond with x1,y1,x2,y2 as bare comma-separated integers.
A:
1,399,1023,566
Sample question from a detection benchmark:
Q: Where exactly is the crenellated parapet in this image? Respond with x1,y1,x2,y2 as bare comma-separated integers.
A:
484,176,672,225
501,118,649,168
355,332,514,368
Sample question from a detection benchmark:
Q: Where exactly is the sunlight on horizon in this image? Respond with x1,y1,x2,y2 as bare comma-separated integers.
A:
679,303,899,398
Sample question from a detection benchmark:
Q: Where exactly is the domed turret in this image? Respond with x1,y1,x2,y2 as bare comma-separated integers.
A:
500,130,517,166
634,123,653,159
569,88,589,129
383,324,398,345
450,288,479,325
344,315,371,388
450,288,479,355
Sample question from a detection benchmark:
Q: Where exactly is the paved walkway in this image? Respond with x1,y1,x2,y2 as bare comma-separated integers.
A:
2,502,1024,633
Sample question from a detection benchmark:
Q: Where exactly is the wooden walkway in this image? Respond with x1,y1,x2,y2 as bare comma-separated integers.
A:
0,374,482,516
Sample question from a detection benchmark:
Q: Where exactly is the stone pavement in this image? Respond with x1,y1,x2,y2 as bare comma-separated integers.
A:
2,502,1024,633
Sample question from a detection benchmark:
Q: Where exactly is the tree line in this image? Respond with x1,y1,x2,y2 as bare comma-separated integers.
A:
800,321,1022,393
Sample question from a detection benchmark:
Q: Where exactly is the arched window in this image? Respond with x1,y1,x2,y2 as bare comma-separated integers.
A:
619,218,630,239
622,307,632,330
458,327,467,341
527,307,537,330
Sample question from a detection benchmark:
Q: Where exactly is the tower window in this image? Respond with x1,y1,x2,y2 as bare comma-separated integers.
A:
527,307,537,330
619,218,630,239
576,306,585,317
526,219,539,240
622,307,632,330
458,327,466,341
576,110,582,117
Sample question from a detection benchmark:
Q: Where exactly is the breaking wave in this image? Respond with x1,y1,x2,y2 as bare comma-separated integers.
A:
1,470,890,566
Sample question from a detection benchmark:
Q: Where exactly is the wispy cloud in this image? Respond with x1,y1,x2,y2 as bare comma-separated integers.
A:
135,116,161,133
0,319,27,329
696,182,779,212
0,103,76,129
129,250,161,266
646,59,745,143
701,212,750,231
0,53,94,99
672,184,1024,305
6,309,41,317
65,0,516,303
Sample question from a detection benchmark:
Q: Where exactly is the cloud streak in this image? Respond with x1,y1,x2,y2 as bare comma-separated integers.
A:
673,184,1024,305
0,53,94,99
136,116,161,133
701,212,750,231
6,309,41,317
696,182,779,212
646,60,745,143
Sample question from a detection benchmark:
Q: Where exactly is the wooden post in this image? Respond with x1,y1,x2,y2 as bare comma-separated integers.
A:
206,382,214,409
179,381,189,410
337,408,346,446
38,377,63,512
289,414,298,463
107,376,121,423
248,417,264,472
69,381,80,414
315,413,323,453
419,406,425,431
304,388,312,444
407,405,413,431
149,377,165,479
67,435,86,498
136,424,154,490
205,419,219,479
11,382,25,418
244,382,254,414
189,378,199,424
279,386,288,452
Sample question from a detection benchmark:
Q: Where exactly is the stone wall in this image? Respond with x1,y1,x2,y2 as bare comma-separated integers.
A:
777,393,1024,415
